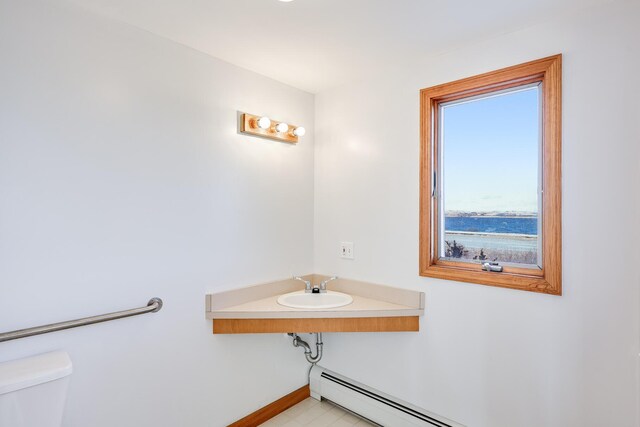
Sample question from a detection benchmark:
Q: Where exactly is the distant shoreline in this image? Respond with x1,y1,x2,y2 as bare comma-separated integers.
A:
445,231,537,239
445,213,537,219
447,215,537,219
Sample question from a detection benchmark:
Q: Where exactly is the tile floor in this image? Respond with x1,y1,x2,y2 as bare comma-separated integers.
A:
259,397,376,427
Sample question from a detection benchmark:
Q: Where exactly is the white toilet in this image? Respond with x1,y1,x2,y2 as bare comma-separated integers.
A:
0,351,72,427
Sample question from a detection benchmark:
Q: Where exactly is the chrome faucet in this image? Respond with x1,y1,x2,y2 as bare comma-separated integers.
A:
319,276,338,293
293,276,313,293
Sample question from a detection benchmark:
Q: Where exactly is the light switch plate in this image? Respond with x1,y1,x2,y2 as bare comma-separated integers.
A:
340,242,354,259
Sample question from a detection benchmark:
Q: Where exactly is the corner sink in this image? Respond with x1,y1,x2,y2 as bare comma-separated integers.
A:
277,290,353,309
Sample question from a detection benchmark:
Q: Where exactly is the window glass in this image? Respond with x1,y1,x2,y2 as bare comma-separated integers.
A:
439,85,541,267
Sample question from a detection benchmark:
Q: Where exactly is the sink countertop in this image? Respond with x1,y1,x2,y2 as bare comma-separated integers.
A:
206,275,425,320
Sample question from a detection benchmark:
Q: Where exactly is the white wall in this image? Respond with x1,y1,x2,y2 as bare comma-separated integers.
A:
2,1,639,426
0,1,314,426
314,2,640,427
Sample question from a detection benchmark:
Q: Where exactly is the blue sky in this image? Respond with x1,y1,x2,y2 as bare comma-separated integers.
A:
442,85,540,213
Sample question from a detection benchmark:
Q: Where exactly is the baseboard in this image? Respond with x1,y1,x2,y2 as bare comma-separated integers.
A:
227,385,310,427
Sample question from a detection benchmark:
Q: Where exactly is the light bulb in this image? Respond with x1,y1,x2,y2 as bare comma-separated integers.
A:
257,116,271,129
275,122,289,133
293,126,306,137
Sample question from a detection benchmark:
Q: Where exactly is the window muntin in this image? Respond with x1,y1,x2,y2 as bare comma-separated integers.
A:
438,84,542,268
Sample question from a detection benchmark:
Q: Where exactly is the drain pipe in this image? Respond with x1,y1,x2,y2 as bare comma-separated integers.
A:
288,333,323,364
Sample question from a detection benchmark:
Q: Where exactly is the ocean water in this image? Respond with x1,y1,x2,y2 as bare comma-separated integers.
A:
445,216,537,235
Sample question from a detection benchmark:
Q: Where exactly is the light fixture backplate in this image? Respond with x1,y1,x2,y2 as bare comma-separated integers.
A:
239,112,299,144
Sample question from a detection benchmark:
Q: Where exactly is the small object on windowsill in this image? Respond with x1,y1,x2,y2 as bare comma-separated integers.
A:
482,262,503,272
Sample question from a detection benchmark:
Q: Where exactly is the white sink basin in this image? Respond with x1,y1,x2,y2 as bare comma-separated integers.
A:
277,290,353,309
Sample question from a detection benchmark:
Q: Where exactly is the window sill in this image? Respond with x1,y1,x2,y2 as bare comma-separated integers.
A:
420,263,560,295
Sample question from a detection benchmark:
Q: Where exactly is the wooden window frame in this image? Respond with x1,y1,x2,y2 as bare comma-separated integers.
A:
419,55,562,295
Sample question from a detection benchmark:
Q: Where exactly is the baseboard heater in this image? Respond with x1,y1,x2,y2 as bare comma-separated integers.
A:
310,366,464,427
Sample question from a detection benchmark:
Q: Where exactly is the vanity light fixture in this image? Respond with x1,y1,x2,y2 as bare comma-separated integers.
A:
239,112,304,144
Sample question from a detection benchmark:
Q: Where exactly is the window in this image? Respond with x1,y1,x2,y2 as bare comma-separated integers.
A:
420,55,562,295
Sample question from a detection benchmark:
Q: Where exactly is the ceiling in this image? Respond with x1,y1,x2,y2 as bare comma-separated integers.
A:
66,0,611,93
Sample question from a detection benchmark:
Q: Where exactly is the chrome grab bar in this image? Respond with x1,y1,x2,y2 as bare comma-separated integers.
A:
0,298,163,343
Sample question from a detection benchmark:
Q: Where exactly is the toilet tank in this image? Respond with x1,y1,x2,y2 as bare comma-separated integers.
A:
0,351,72,427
